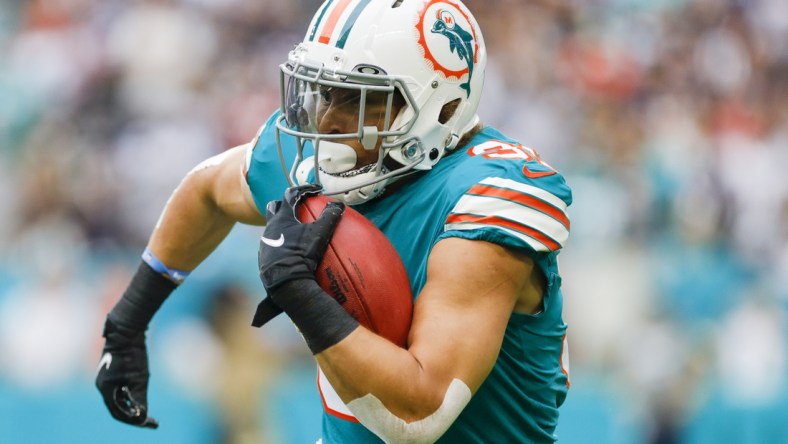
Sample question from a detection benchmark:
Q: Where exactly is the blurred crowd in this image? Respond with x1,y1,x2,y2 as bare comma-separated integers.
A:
0,0,786,443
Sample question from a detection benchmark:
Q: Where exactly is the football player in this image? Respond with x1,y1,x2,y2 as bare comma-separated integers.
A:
96,1,573,442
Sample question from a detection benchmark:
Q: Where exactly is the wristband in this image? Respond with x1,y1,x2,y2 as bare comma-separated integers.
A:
273,279,359,354
108,261,177,331
142,247,190,284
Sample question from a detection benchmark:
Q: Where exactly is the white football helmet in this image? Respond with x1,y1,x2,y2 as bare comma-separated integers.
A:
275,0,487,205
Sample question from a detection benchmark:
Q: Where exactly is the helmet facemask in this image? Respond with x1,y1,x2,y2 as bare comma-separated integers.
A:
275,57,429,205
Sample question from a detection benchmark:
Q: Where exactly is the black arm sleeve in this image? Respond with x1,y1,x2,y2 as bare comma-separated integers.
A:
108,261,177,331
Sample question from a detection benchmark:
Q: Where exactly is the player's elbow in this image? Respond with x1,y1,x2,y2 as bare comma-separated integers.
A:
347,379,472,444
181,159,216,201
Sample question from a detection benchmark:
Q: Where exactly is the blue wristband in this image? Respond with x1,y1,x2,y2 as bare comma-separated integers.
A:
142,247,190,284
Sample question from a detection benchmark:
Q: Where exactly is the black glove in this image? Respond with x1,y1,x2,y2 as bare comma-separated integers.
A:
95,317,159,429
251,184,344,327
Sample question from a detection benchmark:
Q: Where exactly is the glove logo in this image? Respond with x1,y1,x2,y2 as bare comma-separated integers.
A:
260,233,285,248
97,352,112,372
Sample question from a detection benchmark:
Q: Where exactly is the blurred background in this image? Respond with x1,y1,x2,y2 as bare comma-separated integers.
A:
0,0,786,443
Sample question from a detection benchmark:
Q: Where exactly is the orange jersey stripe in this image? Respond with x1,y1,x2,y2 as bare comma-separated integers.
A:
319,0,354,44
467,184,570,229
446,213,562,251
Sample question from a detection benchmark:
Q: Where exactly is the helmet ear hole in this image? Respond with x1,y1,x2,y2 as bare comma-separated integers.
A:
439,98,462,124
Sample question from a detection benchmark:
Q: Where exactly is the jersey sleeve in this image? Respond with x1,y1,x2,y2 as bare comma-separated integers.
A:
244,110,298,213
440,175,571,254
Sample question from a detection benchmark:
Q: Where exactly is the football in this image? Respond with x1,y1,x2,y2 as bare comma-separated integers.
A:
297,195,413,347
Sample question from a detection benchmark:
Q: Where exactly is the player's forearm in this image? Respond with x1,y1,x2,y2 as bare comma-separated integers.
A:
316,328,453,422
147,170,237,271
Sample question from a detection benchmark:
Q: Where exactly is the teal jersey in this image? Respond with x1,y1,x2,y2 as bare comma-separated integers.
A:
246,111,572,443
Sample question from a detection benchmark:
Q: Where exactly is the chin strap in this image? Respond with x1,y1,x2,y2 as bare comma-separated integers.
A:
295,154,390,206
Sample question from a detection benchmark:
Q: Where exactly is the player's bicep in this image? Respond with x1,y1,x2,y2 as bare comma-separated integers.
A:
195,144,266,225
408,237,531,393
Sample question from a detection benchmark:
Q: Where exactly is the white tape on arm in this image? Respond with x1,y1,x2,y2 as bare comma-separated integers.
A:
346,379,472,444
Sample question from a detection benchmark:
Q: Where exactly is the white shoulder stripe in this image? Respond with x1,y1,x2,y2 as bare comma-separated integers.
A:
451,194,569,246
318,367,357,420
479,177,567,212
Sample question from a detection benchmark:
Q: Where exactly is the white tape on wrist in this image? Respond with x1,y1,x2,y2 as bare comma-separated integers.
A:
346,379,472,444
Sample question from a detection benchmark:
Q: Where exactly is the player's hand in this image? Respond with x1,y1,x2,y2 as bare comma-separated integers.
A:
252,185,344,327
259,184,345,291
95,317,159,429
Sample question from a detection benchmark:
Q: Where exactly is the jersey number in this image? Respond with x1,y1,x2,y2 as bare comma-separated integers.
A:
469,141,557,178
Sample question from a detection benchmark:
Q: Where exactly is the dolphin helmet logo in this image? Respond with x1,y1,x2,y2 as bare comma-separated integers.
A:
416,0,480,97
430,9,475,96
